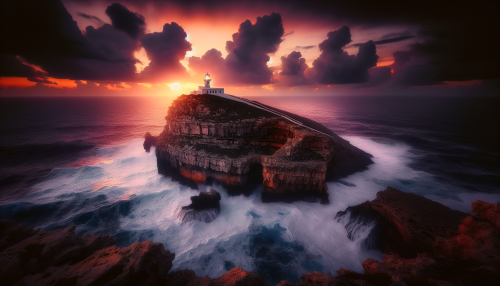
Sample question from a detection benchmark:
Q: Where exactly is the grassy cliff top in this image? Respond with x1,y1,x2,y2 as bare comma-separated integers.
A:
168,94,278,122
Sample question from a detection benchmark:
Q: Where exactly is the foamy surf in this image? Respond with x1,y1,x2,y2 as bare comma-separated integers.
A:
1,135,498,285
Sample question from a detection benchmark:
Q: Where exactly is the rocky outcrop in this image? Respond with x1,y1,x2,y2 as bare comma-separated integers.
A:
369,187,468,255
178,189,222,223
286,187,500,286
2,189,499,286
0,219,264,286
143,132,158,153
155,94,372,202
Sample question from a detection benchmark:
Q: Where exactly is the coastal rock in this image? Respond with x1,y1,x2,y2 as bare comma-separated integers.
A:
178,189,222,223
291,188,500,286
184,267,265,286
143,131,158,152
434,200,500,263
156,94,372,202
17,241,175,286
0,220,266,286
0,219,115,285
369,187,468,256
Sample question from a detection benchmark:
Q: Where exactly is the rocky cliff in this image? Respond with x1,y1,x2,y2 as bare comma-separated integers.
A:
155,94,372,202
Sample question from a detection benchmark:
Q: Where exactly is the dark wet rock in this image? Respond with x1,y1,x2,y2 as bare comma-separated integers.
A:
0,220,266,286
144,131,158,152
281,187,500,286
185,267,265,286
178,189,222,223
17,240,175,286
156,94,373,202
370,187,468,255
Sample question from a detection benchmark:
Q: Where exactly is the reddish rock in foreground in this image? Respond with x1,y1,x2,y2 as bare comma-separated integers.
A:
2,189,499,286
282,188,500,286
370,187,468,255
0,219,264,286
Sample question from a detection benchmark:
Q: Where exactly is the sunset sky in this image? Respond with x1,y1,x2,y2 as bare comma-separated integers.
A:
0,0,498,97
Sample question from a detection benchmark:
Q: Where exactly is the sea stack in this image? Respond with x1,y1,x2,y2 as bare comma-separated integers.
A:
155,92,373,202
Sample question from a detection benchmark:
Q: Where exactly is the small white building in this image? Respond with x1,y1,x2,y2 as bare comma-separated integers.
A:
191,73,224,95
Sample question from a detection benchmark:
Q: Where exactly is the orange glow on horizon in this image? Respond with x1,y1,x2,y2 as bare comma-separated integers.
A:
0,77,36,88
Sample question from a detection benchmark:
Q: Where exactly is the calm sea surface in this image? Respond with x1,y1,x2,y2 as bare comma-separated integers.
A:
0,95,499,285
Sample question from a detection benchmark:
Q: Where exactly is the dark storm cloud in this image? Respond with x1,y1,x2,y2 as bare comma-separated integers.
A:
127,0,498,84
295,45,316,50
356,66,392,88
351,36,415,47
188,48,225,77
139,22,192,82
280,51,307,76
0,0,191,82
189,12,284,85
225,12,284,84
0,54,56,84
284,31,294,37
390,50,443,86
312,26,379,84
77,12,104,25
275,51,310,86
105,3,146,39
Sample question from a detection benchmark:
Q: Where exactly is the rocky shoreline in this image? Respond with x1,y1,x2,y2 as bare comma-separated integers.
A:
2,187,498,285
154,94,373,202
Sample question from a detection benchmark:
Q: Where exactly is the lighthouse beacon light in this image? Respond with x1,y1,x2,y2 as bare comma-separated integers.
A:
191,72,224,95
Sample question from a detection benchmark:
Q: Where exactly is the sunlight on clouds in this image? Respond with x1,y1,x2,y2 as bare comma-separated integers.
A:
262,85,274,91
138,83,153,89
134,47,151,73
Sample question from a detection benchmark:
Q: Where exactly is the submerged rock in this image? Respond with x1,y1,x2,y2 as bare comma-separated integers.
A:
156,94,373,202
178,188,222,223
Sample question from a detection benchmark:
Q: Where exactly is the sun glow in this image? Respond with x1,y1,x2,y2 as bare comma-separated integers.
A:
170,82,181,90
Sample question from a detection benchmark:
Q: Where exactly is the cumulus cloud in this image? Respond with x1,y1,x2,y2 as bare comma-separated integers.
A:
390,50,443,86
189,12,284,85
188,48,225,79
356,66,392,87
0,1,192,83
105,3,146,39
77,12,103,26
295,45,316,50
312,26,379,84
0,54,56,84
280,51,307,76
274,51,310,86
225,12,284,84
139,22,192,82
351,36,415,47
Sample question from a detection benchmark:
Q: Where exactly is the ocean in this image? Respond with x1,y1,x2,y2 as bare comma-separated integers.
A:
0,95,499,285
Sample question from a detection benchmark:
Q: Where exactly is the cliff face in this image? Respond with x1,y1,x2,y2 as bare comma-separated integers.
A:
155,94,372,201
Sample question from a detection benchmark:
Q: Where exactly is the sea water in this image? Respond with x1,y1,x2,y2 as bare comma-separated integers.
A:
0,95,499,285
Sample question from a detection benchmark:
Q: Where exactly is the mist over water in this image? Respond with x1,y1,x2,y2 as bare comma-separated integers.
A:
0,95,499,285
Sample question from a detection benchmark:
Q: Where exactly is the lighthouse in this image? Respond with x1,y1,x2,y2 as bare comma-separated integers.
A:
204,72,211,88
191,73,224,95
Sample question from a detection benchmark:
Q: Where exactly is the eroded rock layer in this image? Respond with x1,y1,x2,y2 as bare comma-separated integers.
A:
155,94,372,201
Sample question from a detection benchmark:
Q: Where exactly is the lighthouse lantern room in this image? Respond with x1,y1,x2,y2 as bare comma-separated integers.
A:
191,73,224,95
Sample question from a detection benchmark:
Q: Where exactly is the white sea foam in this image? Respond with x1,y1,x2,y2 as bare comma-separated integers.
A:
7,136,500,281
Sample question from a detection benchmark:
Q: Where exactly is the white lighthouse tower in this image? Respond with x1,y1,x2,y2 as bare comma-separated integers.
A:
191,73,224,95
